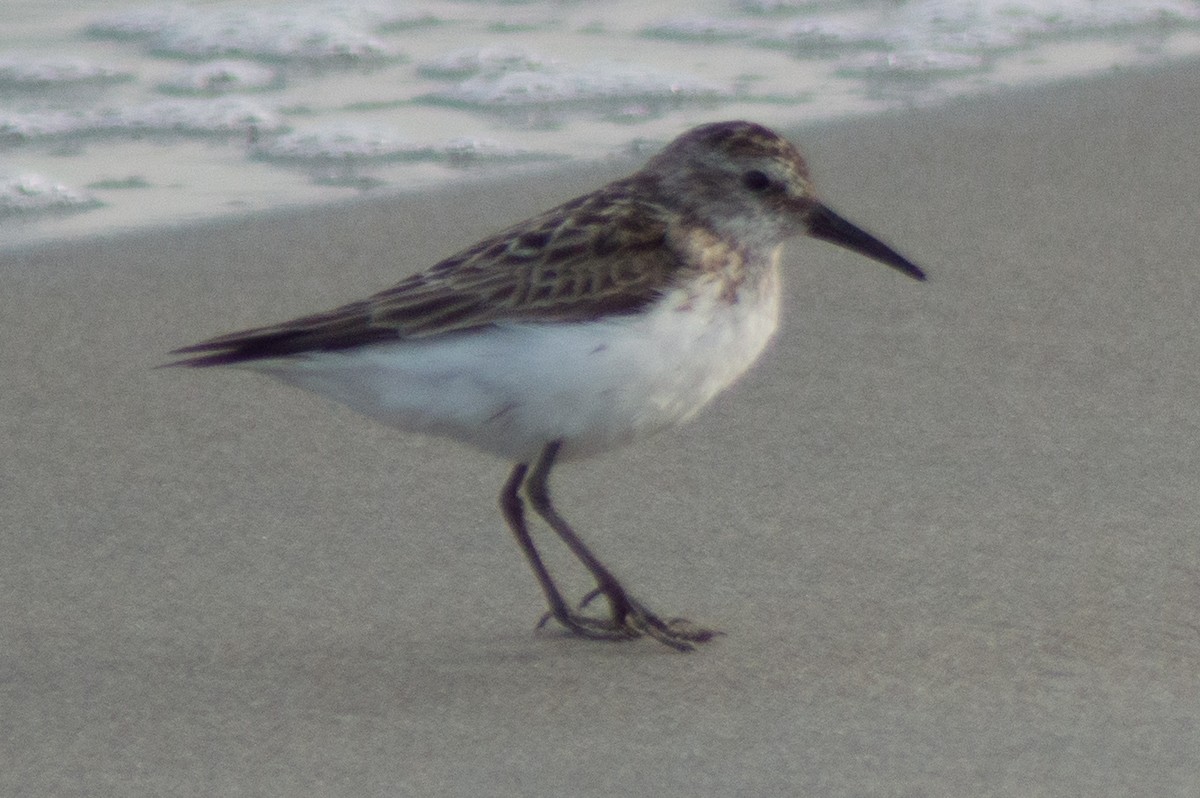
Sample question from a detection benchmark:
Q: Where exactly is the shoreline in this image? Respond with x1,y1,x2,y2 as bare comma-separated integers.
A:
5,56,1200,796
4,55,1197,262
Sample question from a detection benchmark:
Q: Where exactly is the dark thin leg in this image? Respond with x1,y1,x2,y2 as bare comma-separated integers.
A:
522,440,719,652
500,463,571,622
525,442,635,620
499,459,636,643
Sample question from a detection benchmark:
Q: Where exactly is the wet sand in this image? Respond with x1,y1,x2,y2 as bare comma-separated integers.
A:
4,60,1199,796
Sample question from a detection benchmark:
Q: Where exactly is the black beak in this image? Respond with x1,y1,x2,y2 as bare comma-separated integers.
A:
806,203,926,281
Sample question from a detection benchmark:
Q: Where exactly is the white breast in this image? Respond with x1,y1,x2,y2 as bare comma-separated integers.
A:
257,260,782,463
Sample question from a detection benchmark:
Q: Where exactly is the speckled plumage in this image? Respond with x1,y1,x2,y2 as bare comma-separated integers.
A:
171,120,925,650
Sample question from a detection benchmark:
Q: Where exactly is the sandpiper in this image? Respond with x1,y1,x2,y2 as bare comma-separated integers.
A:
170,120,925,651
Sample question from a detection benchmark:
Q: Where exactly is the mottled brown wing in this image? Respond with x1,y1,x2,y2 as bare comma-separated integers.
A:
169,178,687,367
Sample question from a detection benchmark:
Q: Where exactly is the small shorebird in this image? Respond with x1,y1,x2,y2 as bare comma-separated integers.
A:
170,120,925,651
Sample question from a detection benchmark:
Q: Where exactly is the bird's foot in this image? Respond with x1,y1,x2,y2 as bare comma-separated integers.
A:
537,589,722,652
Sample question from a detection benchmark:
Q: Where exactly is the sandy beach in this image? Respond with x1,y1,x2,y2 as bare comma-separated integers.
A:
4,59,1199,795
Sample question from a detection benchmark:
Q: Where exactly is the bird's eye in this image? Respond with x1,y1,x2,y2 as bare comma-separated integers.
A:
742,169,772,192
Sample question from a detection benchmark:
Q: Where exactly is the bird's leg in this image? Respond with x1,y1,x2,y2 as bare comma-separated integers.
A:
523,441,719,651
500,460,635,643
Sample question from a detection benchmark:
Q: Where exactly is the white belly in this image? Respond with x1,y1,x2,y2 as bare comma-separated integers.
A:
255,266,781,463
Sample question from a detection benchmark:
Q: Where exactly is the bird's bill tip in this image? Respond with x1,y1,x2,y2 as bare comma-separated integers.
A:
806,203,926,281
